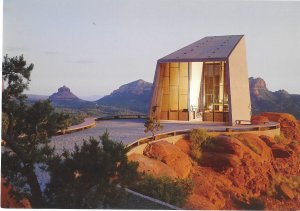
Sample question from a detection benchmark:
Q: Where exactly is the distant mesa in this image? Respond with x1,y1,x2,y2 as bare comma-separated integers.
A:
49,85,79,101
110,79,152,96
96,79,152,114
47,85,96,109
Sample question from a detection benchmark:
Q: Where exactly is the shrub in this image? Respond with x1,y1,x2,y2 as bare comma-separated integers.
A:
131,175,193,207
202,136,218,150
288,140,299,149
144,117,163,140
189,129,210,162
248,197,266,210
267,174,300,199
274,134,285,144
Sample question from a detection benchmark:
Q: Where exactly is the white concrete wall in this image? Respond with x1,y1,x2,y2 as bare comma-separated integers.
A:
189,62,203,120
228,36,251,125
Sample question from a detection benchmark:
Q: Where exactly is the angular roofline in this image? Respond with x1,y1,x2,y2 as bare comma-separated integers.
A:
158,35,244,63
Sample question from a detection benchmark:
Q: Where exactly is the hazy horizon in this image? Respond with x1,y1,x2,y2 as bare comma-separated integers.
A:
3,0,300,96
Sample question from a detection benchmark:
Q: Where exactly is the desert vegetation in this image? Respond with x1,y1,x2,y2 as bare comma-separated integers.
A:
130,174,193,207
144,117,163,140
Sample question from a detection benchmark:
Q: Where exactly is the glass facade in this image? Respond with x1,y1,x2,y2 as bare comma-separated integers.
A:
202,62,229,122
160,62,189,120
157,61,229,122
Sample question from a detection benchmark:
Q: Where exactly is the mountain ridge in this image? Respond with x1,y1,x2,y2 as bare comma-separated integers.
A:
95,79,152,114
26,78,300,119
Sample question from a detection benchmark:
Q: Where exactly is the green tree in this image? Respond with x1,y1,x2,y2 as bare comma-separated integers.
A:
45,131,139,208
1,55,70,208
131,174,193,207
144,117,163,140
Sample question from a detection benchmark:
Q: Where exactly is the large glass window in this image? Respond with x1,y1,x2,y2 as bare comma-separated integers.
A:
203,62,229,122
159,62,189,120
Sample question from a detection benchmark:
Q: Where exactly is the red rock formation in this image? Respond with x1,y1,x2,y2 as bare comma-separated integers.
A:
175,138,191,155
260,112,300,141
251,115,269,125
128,153,177,178
143,141,192,178
129,113,300,210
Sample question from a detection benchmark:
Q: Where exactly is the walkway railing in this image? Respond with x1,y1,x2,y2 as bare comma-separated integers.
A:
57,118,96,135
95,115,147,121
126,122,280,151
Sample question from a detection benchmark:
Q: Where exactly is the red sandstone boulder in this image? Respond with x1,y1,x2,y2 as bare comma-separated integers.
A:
289,142,300,153
278,183,295,199
143,141,192,178
260,112,300,141
184,193,217,210
201,152,242,171
251,115,269,125
184,166,242,210
236,133,273,161
128,153,178,178
175,139,191,155
200,134,274,197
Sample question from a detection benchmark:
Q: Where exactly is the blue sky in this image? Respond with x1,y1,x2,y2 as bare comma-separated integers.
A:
3,0,300,99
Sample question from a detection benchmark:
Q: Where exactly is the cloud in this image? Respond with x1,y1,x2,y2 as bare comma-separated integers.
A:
43,51,58,55
70,59,95,64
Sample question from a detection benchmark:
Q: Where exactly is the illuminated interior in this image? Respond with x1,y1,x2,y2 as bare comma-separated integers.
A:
202,62,229,122
160,62,189,120
156,61,229,122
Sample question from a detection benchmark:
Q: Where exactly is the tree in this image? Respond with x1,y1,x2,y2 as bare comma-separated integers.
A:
2,55,139,209
1,55,70,208
130,174,193,207
144,117,163,140
45,131,139,208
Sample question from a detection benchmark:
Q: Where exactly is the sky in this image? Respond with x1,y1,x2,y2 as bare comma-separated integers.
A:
2,0,300,100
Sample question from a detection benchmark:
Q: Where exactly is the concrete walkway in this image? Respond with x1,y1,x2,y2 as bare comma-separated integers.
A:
51,119,279,153
57,117,96,135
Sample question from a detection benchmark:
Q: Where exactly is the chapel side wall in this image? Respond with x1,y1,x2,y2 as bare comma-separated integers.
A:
149,63,163,119
228,37,251,125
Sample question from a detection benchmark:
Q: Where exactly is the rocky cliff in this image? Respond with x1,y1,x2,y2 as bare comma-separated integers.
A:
96,79,152,114
249,77,300,119
129,112,300,210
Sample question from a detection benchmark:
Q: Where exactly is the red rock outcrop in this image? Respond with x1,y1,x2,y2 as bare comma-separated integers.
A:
128,153,178,178
175,138,191,155
143,141,192,178
260,112,300,141
200,134,274,197
251,115,269,125
128,113,300,210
